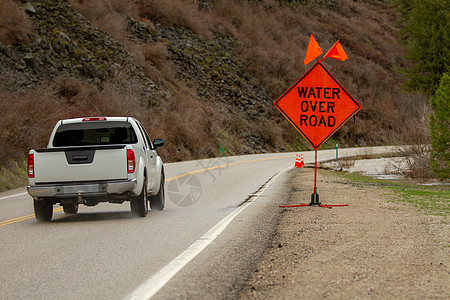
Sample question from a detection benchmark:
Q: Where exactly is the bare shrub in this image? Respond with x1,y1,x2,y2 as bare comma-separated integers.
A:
338,158,355,170
0,0,32,45
98,13,129,44
139,41,176,89
0,83,63,164
109,0,139,18
0,76,146,167
393,104,434,178
70,0,176,86
400,145,434,179
142,64,163,88
138,0,212,37
214,0,306,99
69,0,137,54
55,78,94,101
152,89,218,160
256,119,284,149
70,0,139,20
54,77,138,118
73,2,129,42
143,41,169,69
358,147,375,159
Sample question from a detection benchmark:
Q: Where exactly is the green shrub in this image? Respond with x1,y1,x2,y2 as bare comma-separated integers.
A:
430,73,450,179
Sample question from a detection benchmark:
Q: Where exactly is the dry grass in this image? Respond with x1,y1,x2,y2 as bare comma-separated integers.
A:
0,73,226,164
70,0,139,20
140,41,177,89
0,76,142,163
0,161,27,192
0,83,62,164
138,0,213,37
69,0,140,55
0,0,32,45
214,0,306,99
0,0,434,180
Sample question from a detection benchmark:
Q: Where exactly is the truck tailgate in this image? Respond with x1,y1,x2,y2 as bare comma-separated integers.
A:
33,146,128,184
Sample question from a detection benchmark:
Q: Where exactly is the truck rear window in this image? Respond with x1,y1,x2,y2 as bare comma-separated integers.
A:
52,121,138,147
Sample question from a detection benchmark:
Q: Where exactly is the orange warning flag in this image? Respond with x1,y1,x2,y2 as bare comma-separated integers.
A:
304,34,323,65
322,40,348,61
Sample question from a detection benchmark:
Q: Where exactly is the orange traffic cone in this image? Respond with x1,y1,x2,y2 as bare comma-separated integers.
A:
294,154,304,168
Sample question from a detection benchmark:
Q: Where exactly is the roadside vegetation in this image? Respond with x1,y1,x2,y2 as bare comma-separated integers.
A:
429,74,449,179
0,0,447,190
0,163,27,192
390,186,449,218
394,0,449,180
326,169,450,219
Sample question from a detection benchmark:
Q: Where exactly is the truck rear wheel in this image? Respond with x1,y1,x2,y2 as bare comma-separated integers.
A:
150,171,165,211
131,177,148,217
34,198,53,222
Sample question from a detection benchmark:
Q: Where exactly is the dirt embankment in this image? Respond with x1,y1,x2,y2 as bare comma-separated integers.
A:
241,168,449,299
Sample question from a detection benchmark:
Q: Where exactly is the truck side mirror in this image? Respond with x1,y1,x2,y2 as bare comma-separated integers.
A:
153,139,164,148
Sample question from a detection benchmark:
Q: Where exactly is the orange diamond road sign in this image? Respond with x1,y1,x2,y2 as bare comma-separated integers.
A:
274,61,361,149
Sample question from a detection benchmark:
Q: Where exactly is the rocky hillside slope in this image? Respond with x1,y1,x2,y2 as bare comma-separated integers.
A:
1,1,160,100
0,0,428,165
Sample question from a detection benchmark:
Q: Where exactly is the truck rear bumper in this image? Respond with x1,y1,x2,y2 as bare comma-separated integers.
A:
27,179,137,198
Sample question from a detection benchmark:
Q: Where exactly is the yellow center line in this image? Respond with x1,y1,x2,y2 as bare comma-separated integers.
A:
0,207,63,227
1,155,294,227
0,214,35,226
166,155,294,182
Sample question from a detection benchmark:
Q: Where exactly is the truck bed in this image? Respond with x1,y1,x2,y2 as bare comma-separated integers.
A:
33,145,128,184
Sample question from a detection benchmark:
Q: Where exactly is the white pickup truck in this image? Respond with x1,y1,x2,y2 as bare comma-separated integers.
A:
27,117,165,221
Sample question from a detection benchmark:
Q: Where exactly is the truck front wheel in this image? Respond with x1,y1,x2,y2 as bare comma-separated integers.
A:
34,198,53,222
130,177,148,217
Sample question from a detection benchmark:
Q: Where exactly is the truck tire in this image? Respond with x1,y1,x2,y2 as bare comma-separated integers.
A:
63,203,79,214
131,176,148,217
34,198,53,222
150,171,165,211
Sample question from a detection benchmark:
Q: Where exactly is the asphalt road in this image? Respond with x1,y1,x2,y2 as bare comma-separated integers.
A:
0,147,397,299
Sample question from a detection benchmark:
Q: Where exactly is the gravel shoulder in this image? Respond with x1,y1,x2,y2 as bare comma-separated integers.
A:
240,167,449,299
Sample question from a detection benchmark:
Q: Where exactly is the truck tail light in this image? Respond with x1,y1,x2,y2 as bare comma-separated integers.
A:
127,149,135,173
27,154,35,178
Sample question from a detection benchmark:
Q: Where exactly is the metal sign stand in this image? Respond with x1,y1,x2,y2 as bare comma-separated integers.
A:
280,150,349,209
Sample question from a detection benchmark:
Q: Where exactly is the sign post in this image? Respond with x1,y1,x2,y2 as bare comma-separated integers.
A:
336,144,339,161
276,35,361,208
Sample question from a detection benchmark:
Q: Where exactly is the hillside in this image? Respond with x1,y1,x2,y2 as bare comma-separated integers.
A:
0,0,428,166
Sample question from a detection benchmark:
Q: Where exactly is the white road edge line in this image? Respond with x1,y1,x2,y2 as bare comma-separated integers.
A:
0,192,28,201
123,169,287,300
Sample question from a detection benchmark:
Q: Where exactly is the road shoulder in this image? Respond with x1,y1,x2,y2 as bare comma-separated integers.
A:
240,168,449,299
152,168,296,299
